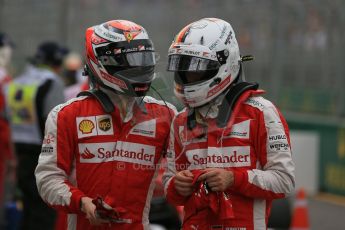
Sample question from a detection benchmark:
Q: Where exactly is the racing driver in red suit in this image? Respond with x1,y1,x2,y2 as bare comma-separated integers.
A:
163,18,295,230
35,20,176,230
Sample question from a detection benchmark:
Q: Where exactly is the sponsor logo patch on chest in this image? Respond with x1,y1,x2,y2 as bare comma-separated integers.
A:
76,115,114,138
226,120,250,139
79,141,156,165
129,119,156,138
186,146,251,169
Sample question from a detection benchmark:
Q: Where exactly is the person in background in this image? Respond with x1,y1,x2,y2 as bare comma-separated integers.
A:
163,18,295,230
35,19,176,229
62,52,88,100
6,41,68,230
0,32,15,227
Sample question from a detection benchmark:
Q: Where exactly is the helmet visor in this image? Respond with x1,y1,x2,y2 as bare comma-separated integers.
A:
99,51,155,68
167,54,220,71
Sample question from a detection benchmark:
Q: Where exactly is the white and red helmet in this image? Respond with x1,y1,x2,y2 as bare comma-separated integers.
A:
85,20,156,96
167,18,241,107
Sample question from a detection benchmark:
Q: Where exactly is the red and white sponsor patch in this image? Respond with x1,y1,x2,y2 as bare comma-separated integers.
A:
76,115,114,139
225,120,250,139
79,141,156,166
100,71,128,89
129,119,156,138
207,76,231,98
186,146,251,169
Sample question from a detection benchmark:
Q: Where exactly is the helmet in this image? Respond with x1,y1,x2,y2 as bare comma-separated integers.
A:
167,18,241,108
31,41,69,67
85,20,156,97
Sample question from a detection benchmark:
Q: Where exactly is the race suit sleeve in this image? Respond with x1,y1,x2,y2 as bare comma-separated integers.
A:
162,117,189,206
35,103,85,213
229,98,295,199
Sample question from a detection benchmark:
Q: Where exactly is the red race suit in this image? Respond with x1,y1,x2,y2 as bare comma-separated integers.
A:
163,90,295,230
35,94,176,230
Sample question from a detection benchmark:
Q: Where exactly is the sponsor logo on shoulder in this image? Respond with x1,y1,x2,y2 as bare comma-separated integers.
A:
76,115,113,138
245,98,264,110
43,134,55,144
79,141,156,165
129,119,156,138
269,142,290,151
269,134,287,141
42,146,54,153
268,134,290,152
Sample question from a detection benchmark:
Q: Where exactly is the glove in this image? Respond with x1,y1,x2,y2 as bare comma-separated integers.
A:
92,196,132,223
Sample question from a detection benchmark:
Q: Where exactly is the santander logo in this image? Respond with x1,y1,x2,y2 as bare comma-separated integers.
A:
79,141,156,166
80,148,95,159
186,146,251,169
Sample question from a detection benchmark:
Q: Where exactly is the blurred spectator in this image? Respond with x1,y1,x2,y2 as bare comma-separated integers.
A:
5,41,68,230
0,32,15,227
62,52,88,100
304,8,327,51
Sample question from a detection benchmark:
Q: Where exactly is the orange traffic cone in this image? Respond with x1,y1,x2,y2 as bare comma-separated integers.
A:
290,188,310,230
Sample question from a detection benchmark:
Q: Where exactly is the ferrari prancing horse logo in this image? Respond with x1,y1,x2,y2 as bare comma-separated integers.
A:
124,30,141,42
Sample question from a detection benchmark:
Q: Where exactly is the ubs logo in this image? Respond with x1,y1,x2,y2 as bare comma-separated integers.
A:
98,118,111,131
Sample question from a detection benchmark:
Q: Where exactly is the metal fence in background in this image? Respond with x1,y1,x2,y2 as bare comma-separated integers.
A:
1,0,344,118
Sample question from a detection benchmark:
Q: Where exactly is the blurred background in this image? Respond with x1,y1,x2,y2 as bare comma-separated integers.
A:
1,0,345,116
1,0,345,229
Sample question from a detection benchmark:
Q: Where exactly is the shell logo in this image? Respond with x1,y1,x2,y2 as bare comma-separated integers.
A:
79,119,95,134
